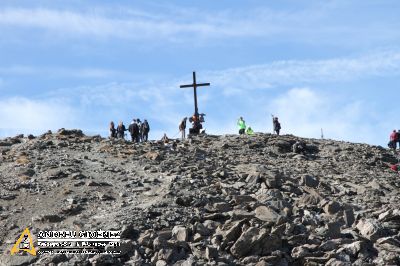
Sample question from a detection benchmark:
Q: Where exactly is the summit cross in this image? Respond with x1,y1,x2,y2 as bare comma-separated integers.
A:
180,71,210,117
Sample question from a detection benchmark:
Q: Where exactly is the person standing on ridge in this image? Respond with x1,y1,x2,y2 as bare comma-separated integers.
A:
389,129,398,150
117,121,126,139
129,119,140,143
272,116,281,135
237,117,246,135
141,119,150,142
179,117,187,139
136,119,142,142
128,119,136,142
109,121,116,138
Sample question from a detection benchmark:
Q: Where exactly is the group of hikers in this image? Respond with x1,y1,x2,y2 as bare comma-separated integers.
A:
109,119,150,143
237,115,281,136
109,114,281,143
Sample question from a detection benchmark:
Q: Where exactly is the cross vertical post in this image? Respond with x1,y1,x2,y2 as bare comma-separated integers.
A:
193,71,198,116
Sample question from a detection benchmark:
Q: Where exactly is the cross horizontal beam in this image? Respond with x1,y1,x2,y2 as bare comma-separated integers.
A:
180,83,210,88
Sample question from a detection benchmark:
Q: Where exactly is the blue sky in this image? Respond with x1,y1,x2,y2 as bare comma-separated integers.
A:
0,0,399,146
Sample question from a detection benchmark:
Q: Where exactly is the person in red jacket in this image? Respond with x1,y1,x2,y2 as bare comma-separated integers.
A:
389,130,398,150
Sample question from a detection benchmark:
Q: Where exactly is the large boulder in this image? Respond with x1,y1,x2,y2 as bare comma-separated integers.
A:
230,227,281,258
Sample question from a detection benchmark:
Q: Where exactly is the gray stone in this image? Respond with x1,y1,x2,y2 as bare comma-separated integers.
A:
230,227,264,258
326,221,341,239
217,220,244,244
172,226,190,242
205,246,218,260
341,240,365,256
356,218,384,242
213,202,232,212
255,205,282,224
378,209,400,222
343,208,355,227
324,201,341,215
232,195,256,204
194,222,211,236
301,174,319,188
156,260,168,266
291,244,318,259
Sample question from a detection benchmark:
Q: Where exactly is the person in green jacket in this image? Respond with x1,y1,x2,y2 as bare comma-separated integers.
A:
246,126,254,135
237,117,246,134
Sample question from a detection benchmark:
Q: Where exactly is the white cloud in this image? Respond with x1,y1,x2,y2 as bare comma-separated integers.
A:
268,88,383,145
0,97,79,136
3,49,396,99
0,66,128,79
207,50,400,94
0,4,398,44
0,7,255,40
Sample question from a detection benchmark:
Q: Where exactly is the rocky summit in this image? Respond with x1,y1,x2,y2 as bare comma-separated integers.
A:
1,129,400,265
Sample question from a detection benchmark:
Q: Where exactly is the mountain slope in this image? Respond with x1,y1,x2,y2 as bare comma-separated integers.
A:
1,130,399,265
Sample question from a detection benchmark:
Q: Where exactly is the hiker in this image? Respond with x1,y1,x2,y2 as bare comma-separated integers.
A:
237,117,246,135
273,116,281,135
161,133,169,144
128,119,135,142
109,121,116,138
246,126,254,135
189,114,202,134
128,119,140,143
179,117,187,139
116,121,126,139
141,119,150,142
389,130,398,150
136,119,142,142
